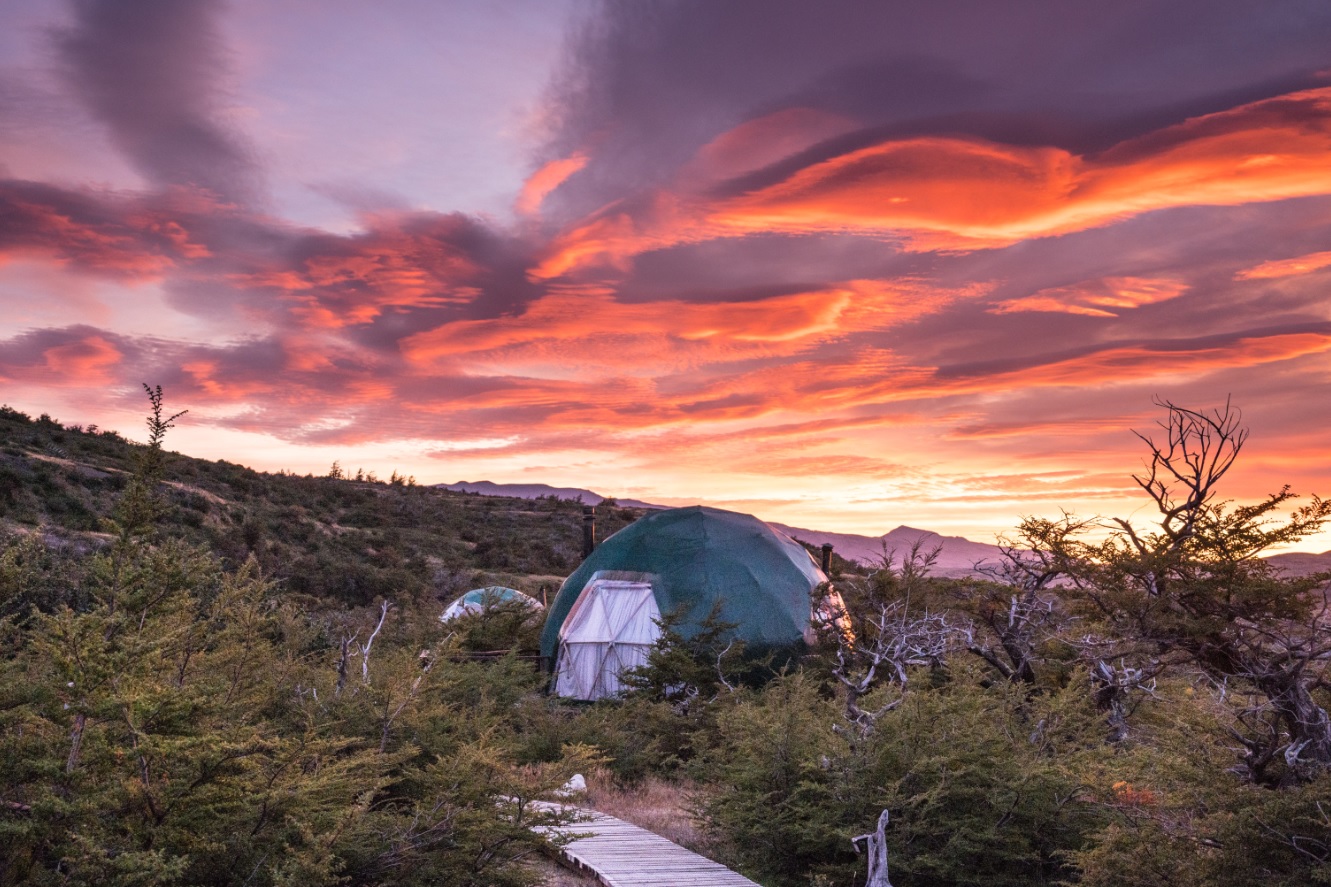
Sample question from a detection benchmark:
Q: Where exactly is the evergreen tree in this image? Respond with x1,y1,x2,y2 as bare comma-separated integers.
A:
0,388,587,886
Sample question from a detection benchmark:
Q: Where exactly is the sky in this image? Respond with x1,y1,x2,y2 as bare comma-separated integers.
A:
2,0,1331,551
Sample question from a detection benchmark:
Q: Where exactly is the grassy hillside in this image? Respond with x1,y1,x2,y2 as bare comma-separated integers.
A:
0,403,643,610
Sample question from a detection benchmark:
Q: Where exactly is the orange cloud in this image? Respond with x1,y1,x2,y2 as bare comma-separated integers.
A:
144,219,211,259
231,227,483,328
181,359,276,400
3,196,175,279
529,194,693,280
42,334,122,384
991,276,1187,317
1029,334,1328,384
150,319,1331,452
1010,332,1328,383
623,327,1331,425
534,87,1331,278
516,152,589,215
684,107,860,184
1235,249,1331,280
403,279,956,378
719,87,1331,247
945,416,1144,440
715,137,1075,242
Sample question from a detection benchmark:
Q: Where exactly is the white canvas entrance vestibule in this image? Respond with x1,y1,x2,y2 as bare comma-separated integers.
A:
553,574,661,700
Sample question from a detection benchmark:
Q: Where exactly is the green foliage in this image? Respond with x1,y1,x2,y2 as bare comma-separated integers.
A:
109,384,187,541
699,675,850,883
1060,675,1331,887
445,598,545,655
621,604,750,703
872,669,1105,887
0,391,592,886
0,530,84,621
699,667,1106,887
1015,401,1331,785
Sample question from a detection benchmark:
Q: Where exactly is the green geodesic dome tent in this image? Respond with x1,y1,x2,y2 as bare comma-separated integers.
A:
541,506,828,699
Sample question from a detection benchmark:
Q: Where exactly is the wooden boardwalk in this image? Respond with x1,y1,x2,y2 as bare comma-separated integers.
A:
536,804,762,887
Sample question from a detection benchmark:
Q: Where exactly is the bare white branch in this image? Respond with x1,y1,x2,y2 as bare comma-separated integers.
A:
359,600,393,685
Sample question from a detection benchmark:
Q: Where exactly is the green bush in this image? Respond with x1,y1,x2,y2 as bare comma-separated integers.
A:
697,666,1108,887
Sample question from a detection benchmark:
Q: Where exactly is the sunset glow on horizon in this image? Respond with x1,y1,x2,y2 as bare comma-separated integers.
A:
3,1,1331,550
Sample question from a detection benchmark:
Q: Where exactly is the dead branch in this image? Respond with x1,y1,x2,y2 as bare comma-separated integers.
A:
1087,656,1160,742
1132,396,1247,551
335,632,356,697
65,712,86,774
834,600,961,734
715,639,737,694
360,600,393,684
852,809,892,887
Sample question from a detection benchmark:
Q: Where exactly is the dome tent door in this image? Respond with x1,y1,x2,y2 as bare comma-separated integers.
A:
553,576,660,700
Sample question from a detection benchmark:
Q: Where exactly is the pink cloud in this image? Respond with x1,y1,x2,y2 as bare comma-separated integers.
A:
516,152,589,216
682,107,861,184
0,327,126,387
1235,249,1331,280
991,276,1187,317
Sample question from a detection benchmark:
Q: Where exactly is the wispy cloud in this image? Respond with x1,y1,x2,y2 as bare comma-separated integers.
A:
56,0,259,202
1235,249,1331,280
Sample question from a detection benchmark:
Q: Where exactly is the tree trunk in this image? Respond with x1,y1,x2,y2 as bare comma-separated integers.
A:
1264,674,1331,779
65,712,86,773
853,809,892,887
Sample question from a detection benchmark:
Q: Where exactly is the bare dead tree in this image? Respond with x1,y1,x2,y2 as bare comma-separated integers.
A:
852,809,892,887
1221,599,1331,784
65,712,87,774
1014,398,1331,784
1086,653,1161,742
714,639,738,694
832,600,959,734
965,543,1068,685
828,543,964,735
1128,396,1247,556
335,633,355,697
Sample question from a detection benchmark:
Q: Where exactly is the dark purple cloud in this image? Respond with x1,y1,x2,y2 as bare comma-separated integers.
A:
541,0,1331,218
56,0,258,202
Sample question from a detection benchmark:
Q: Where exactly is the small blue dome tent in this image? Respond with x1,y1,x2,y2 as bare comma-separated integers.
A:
441,586,543,623
540,506,836,700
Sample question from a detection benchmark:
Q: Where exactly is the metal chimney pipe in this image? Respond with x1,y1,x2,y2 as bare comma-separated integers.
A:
582,505,597,559
820,543,834,575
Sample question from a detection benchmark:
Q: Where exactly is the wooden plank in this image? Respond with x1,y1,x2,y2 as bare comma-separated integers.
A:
533,802,762,887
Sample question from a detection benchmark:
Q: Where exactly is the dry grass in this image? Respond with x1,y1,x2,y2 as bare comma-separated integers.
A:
531,770,729,885
528,854,600,886
579,769,721,857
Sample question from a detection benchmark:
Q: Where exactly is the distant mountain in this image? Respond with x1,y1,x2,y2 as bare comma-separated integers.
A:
438,481,1331,581
440,481,1004,577
773,523,1004,578
1266,550,1331,578
440,481,665,511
